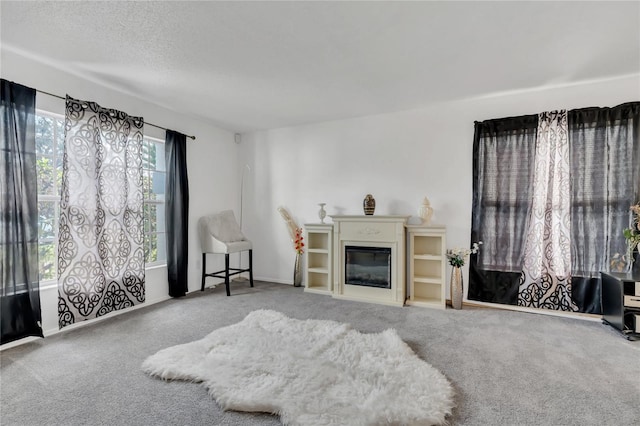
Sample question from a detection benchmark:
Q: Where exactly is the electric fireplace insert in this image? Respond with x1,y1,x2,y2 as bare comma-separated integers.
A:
344,245,391,289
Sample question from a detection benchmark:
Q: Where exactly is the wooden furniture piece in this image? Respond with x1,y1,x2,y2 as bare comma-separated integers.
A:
601,271,640,340
198,210,253,296
406,225,446,309
304,223,333,295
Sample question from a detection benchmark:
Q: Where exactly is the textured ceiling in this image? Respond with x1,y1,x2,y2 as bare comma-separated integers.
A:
1,1,639,132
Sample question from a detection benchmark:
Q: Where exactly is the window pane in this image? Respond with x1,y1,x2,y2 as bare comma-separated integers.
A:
39,242,56,281
147,232,158,263
143,204,151,234
155,141,165,172
156,232,166,262
35,116,53,156
144,238,152,263
37,156,56,196
142,170,152,199
144,205,164,234
142,139,157,171
151,170,165,201
38,201,56,240
148,204,157,233
156,203,165,233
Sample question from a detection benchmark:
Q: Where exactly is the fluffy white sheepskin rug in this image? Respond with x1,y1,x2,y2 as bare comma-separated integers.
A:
142,310,454,425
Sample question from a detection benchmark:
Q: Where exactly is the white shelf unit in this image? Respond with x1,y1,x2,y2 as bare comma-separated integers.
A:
406,225,446,309
304,223,333,295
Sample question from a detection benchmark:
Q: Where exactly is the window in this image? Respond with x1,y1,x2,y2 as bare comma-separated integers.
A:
469,103,640,313
35,112,64,283
142,137,167,266
35,111,166,283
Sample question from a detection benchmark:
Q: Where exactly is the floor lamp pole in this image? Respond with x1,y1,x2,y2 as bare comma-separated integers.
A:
234,164,251,282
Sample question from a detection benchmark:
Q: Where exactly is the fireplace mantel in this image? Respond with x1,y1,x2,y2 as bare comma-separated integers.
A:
330,215,409,306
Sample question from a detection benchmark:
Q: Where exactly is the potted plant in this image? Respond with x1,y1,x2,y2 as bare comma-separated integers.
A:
624,202,640,272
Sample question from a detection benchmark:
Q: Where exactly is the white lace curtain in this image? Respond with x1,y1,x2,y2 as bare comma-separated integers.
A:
57,96,145,328
517,110,578,311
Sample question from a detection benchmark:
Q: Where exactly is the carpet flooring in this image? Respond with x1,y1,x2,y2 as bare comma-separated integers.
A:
1,281,639,425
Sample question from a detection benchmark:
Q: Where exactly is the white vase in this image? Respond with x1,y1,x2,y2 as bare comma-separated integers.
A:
418,197,434,225
318,203,327,224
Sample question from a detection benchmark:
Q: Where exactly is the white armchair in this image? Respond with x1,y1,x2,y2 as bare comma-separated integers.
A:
198,210,253,296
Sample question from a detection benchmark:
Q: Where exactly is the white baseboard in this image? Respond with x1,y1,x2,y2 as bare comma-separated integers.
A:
1,294,172,351
46,294,173,336
255,276,293,285
463,299,601,322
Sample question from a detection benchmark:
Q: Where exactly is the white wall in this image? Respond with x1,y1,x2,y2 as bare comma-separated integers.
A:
1,49,241,337
239,74,640,298
2,43,638,342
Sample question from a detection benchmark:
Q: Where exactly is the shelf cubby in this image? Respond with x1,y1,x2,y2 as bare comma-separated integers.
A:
406,225,446,309
307,252,329,270
304,223,333,295
307,232,329,251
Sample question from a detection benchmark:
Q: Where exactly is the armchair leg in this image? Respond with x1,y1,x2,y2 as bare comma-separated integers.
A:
225,253,231,296
201,253,206,291
249,249,254,288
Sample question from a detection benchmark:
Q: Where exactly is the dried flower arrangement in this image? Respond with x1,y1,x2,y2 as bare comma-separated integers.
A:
278,206,304,255
294,227,305,255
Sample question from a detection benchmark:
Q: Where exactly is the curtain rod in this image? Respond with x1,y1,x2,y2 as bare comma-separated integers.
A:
37,89,196,141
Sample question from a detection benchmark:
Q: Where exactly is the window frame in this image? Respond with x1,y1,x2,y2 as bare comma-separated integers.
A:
141,135,167,268
35,109,64,289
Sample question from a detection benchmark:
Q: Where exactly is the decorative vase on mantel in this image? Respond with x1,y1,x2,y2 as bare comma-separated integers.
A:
318,203,327,224
418,197,434,225
293,252,302,287
450,266,463,309
363,194,376,215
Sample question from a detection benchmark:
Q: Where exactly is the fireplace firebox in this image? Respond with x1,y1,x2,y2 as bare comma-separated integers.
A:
345,246,392,289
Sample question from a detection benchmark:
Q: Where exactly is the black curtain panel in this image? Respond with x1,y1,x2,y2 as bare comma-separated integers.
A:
165,130,190,297
0,79,43,344
468,115,538,306
568,102,640,313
